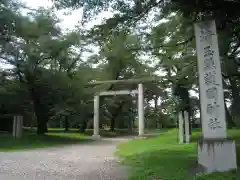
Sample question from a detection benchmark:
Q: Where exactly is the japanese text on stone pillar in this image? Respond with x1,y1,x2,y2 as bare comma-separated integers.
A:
200,24,222,130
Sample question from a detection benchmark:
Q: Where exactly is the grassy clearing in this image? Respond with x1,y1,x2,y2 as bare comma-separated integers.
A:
116,128,240,180
0,128,137,152
47,128,138,137
30,128,137,137
0,131,89,152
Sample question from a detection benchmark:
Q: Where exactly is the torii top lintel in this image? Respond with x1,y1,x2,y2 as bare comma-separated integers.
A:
88,77,159,86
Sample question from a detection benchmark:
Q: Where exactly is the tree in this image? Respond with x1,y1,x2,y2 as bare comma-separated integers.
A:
53,0,240,31
1,7,87,134
2,0,239,137
0,0,20,50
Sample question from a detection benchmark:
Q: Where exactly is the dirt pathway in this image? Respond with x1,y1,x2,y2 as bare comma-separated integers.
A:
0,137,131,180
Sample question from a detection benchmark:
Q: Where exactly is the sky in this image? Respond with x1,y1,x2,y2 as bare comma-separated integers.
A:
21,0,113,31
22,0,78,30
0,0,112,69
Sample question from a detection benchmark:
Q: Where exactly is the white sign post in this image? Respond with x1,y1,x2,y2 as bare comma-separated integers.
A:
194,20,237,173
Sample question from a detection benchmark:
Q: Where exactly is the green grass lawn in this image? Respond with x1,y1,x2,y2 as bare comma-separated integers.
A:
30,128,138,137
0,131,90,152
84,129,138,137
0,128,137,152
116,128,240,180
47,128,138,137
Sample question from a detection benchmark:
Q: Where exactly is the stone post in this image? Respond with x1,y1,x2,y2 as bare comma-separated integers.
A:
13,116,23,139
178,112,184,144
92,95,100,139
12,116,16,138
194,20,237,173
184,111,190,144
138,83,144,136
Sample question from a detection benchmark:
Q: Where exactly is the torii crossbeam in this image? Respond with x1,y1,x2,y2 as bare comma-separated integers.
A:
92,79,147,139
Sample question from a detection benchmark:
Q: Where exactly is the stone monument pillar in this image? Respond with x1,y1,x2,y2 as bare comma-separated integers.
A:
194,20,237,173
178,112,184,144
184,111,190,144
178,111,190,144
13,115,23,139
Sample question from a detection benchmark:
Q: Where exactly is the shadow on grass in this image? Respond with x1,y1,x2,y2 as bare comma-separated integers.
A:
0,132,92,152
120,147,240,180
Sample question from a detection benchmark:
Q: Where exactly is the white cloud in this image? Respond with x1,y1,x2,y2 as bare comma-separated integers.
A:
19,0,115,61
23,0,52,8
21,0,114,32
22,0,82,31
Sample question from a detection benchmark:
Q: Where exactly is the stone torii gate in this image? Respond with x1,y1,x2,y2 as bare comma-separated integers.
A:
90,79,149,139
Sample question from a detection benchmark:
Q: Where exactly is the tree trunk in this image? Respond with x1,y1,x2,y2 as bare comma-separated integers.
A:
188,109,192,135
191,118,197,128
37,120,47,135
29,84,48,135
110,118,115,132
110,101,125,132
23,71,49,135
229,77,240,126
128,119,132,131
224,101,235,128
64,116,69,131
79,120,87,133
154,96,159,129
128,109,133,131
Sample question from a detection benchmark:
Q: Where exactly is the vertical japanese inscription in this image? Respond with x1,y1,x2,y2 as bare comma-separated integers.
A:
203,46,216,71
199,21,215,44
195,20,227,138
199,23,222,130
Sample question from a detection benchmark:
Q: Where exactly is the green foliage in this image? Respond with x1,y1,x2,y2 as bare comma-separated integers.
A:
0,3,94,133
0,0,20,47
2,0,240,135
53,0,240,31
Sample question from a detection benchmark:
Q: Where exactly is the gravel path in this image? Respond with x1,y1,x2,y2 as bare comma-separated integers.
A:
0,137,131,180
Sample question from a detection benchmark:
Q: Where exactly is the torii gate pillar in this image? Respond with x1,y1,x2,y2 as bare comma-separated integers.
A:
138,83,144,136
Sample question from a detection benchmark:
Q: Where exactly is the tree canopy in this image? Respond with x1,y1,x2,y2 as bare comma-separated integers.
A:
1,0,240,135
